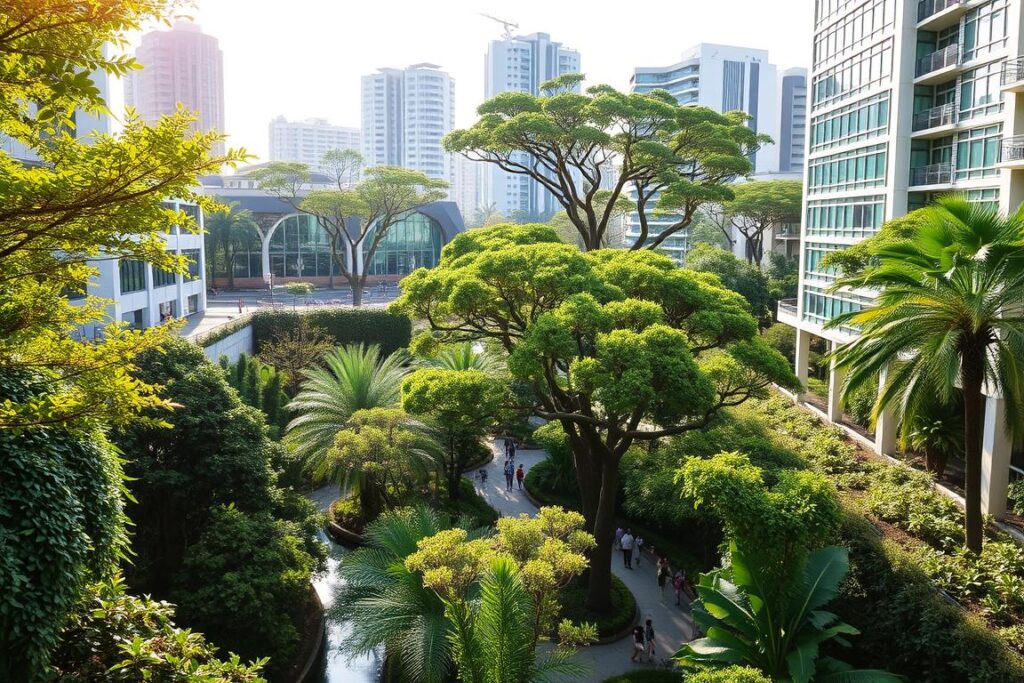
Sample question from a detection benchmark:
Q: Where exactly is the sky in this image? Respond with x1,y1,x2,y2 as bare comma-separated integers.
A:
114,0,812,162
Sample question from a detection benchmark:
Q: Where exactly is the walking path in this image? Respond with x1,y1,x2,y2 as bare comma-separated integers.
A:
470,441,696,682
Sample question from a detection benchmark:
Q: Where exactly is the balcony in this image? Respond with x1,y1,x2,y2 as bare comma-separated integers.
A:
1002,57,1024,92
777,298,798,327
917,0,967,30
909,161,953,188
914,45,960,85
911,103,956,138
999,135,1024,169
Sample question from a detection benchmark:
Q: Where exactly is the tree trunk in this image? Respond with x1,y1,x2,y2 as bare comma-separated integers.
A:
227,251,235,289
352,282,363,307
584,460,620,612
962,355,985,554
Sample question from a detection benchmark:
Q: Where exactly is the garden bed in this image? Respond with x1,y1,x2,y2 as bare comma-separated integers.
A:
559,574,637,641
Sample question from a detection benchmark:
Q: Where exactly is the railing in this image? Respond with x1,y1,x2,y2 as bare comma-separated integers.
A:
1002,135,1024,163
1003,57,1024,85
912,102,955,131
909,161,953,186
915,45,960,78
778,298,798,318
917,0,964,22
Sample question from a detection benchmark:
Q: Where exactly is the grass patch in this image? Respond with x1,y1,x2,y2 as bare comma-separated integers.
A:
439,479,499,527
560,573,636,638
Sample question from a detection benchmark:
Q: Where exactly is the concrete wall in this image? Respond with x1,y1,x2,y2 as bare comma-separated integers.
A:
201,323,253,364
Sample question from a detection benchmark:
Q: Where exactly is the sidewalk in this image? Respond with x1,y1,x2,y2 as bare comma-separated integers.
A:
469,440,695,682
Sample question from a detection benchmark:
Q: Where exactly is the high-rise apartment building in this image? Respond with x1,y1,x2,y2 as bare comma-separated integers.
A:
453,155,482,222
778,0,1020,514
627,44,805,260
268,116,361,174
125,22,226,156
360,63,455,192
482,32,581,219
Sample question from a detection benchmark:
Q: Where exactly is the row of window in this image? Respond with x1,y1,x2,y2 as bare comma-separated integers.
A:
806,195,885,239
918,60,1005,123
909,124,1002,182
804,243,840,281
119,250,202,294
964,0,1009,63
808,143,888,194
813,0,895,67
802,285,871,332
810,92,890,152
813,40,892,107
815,0,862,27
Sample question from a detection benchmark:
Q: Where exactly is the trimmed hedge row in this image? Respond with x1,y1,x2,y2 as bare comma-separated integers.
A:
250,309,412,356
192,314,252,348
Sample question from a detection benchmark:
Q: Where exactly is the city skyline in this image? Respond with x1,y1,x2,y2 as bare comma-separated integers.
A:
109,0,812,161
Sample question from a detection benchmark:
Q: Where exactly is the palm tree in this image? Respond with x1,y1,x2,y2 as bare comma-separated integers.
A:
285,344,409,461
830,196,1024,553
423,342,504,374
204,203,258,289
333,506,482,683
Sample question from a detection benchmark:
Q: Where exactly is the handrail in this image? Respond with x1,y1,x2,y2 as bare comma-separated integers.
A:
915,44,959,77
1003,57,1024,85
912,102,955,131
1001,135,1024,163
909,161,952,186
917,0,964,22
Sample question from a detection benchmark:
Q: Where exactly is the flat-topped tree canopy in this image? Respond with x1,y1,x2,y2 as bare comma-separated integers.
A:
444,74,768,252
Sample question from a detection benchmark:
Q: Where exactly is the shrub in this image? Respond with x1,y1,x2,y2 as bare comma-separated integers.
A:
866,464,963,548
686,668,771,683
251,309,411,357
760,323,795,362
560,574,636,638
1009,480,1024,515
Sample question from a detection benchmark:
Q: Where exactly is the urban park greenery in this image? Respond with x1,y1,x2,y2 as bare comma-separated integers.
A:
395,222,799,610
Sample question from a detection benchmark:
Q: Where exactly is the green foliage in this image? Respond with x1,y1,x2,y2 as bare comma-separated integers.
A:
559,574,637,638
172,506,320,678
1009,480,1024,515
222,353,289,436
602,672,684,683
0,369,129,678
51,575,266,682
721,179,803,266
194,314,252,349
252,309,412,357
684,243,772,321
763,252,799,300
204,202,260,288
676,543,899,682
760,323,795,362
284,281,316,297
686,668,771,683
257,316,335,396
866,464,964,549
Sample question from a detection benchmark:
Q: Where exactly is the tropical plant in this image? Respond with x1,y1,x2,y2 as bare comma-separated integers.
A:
472,203,505,228
285,343,409,461
222,352,289,434
419,341,506,374
902,394,964,478
204,202,259,289
257,318,335,395
675,543,901,682
829,196,1024,553
284,281,316,307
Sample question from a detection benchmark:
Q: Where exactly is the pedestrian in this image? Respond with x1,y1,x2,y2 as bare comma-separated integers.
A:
515,464,525,490
504,460,514,491
644,619,656,661
237,298,243,314
509,439,516,462
635,535,645,565
672,571,685,606
630,625,645,663
620,530,634,569
503,435,510,457
657,557,671,597
614,526,624,551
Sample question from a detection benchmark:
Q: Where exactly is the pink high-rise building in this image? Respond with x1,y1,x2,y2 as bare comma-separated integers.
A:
125,22,226,155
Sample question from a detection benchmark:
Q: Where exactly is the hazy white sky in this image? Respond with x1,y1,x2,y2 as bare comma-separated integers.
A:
117,0,812,161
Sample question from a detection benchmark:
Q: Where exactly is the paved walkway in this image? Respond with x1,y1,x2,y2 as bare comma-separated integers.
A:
470,441,695,682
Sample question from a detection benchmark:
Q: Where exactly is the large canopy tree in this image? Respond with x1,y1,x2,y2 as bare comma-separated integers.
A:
253,154,447,305
444,74,767,252
830,197,1024,553
204,202,259,289
394,223,798,609
720,179,803,267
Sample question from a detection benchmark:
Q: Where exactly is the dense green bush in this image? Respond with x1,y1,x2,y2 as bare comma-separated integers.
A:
866,463,964,548
526,422,579,498
560,574,636,638
221,352,289,437
1009,480,1024,515
760,323,794,363
251,309,412,357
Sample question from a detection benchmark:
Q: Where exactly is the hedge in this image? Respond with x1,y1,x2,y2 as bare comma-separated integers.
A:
192,314,252,348
250,309,412,356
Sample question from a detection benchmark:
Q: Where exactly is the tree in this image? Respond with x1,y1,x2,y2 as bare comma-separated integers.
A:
284,280,315,308
471,203,506,228
720,179,803,267
394,223,798,610
675,543,900,682
204,202,259,289
0,0,245,430
685,243,773,323
403,368,510,499
285,343,409,462
253,159,447,306
830,196,1024,553
903,393,964,478
405,507,597,683
688,209,733,251
444,74,766,252
257,318,334,395
548,190,634,249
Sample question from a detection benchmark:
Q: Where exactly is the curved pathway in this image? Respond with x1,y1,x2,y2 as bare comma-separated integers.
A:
470,441,696,682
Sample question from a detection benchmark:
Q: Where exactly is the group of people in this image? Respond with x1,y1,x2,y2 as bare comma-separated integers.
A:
631,619,656,663
615,527,644,569
501,435,524,491
656,555,696,607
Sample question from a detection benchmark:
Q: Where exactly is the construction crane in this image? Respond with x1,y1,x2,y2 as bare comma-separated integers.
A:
480,13,518,40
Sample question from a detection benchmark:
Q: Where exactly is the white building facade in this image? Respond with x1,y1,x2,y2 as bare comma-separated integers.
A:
482,32,581,220
778,0,1023,515
268,116,360,173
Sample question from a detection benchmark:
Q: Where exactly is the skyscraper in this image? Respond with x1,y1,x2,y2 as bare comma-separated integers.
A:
360,63,455,193
778,67,808,174
482,32,581,219
268,116,361,174
125,21,226,156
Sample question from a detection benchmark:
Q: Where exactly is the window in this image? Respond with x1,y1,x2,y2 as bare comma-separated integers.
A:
808,144,888,194
813,40,893,107
153,267,176,288
810,92,890,151
804,243,839,281
363,212,444,276
959,61,1004,120
183,249,202,281
802,285,870,332
266,214,338,278
806,196,885,238
955,125,1002,180
119,259,146,294
814,0,895,66
963,0,1008,62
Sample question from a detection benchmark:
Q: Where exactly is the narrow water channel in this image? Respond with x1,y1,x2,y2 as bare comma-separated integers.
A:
306,486,382,683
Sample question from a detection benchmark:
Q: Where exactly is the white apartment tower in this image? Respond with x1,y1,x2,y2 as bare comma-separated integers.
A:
360,64,456,192
125,22,226,156
483,32,581,219
268,116,361,173
779,0,1022,515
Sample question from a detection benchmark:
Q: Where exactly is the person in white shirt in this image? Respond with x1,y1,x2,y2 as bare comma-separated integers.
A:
620,530,635,569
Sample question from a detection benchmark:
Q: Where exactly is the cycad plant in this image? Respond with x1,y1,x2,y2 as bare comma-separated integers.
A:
424,341,505,374
285,344,409,461
829,196,1024,553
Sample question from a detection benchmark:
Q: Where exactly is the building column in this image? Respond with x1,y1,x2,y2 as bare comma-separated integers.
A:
827,340,847,423
794,328,811,400
874,365,898,455
981,395,1013,517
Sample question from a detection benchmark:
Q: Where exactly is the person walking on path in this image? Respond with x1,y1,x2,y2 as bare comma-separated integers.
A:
672,571,685,606
657,557,671,599
614,526,624,551
504,460,515,491
502,435,511,458
644,619,656,662
620,530,634,569
630,625,645,663
515,464,525,490
635,536,645,566
508,439,516,462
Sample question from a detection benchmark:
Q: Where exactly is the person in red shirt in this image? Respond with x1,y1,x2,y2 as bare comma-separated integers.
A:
515,464,525,490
